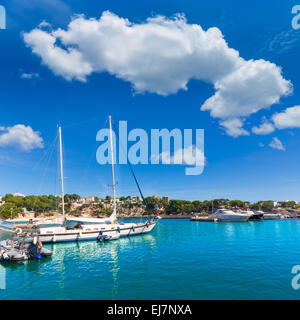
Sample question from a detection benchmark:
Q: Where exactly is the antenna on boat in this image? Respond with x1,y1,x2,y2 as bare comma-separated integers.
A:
58,125,65,221
109,116,117,222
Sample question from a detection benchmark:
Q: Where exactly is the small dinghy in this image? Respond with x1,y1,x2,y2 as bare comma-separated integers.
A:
0,237,52,263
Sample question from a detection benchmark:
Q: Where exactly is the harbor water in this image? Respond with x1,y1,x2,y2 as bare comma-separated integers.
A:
1,218,300,300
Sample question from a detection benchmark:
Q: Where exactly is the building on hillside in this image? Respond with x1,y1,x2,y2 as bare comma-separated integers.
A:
128,196,138,204
162,196,169,203
14,192,25,198
77,198,86,204
152,194,160,200
272,201,279,207
85,196,95,204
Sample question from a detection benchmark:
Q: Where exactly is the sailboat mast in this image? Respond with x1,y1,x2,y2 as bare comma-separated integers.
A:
109,116,116,214
58,126,65,221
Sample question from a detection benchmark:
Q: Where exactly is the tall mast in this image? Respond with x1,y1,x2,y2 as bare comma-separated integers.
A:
109,116,117,215
58,126,65,221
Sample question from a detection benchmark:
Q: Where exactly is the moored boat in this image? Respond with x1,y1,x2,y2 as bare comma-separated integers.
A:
210,209,251,222
246,210,264,221
19,118,157,244
0,237,52,262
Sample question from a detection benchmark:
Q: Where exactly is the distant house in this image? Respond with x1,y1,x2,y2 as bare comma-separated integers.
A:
162,196,169,203
272,201,278,207
128,196,138,204
14,192,25,198
152,194,160,200
85,196,95,204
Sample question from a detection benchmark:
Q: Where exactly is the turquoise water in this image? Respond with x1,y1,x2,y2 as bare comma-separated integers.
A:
1,218,300,300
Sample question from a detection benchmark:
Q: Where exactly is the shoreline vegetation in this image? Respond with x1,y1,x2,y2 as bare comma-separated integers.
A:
0,194,299,221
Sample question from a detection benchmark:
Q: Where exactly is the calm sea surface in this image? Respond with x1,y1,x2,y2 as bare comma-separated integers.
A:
1,218,300,300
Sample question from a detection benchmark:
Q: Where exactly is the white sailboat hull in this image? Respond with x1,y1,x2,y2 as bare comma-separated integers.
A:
21,221,157,243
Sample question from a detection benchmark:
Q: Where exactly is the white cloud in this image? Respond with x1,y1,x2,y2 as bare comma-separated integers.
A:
219,118,249,138
269,137,285,151
23,11,292,136
201,59,291,119
21,72,40,79
272,105,300,129
252,120,275,135
0,125,44,152
152,145,205,166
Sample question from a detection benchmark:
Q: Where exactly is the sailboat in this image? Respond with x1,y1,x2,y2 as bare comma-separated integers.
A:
19,118,157,243
66,116,158,238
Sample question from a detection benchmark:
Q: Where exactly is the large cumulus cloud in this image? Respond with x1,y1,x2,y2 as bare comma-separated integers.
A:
23,11,292,137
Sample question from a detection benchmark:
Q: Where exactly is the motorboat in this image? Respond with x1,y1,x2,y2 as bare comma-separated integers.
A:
210,209,252,222
244,210,264,221
0,237,52,262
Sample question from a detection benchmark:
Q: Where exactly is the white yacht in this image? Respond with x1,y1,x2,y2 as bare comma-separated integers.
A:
238,210,263,220
20,118,157,243
210,209,252,222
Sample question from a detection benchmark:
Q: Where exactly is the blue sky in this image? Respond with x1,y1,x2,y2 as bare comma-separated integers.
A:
0,0,300,202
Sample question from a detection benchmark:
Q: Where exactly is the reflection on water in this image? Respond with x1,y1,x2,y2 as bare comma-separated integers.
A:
1,220,300,300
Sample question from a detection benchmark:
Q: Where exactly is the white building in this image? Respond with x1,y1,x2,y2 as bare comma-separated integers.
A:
162,196,169,203
128,196,138,204
14,192,25,198
85,196,95,204
272,201,278,207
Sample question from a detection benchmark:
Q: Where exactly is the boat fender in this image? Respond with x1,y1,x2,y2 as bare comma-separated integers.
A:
2,252,9,260
132,226,135,232
33,236,38,245
117,227,120,233
15,228,22,235
37,241,43,253
214,218,218,222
